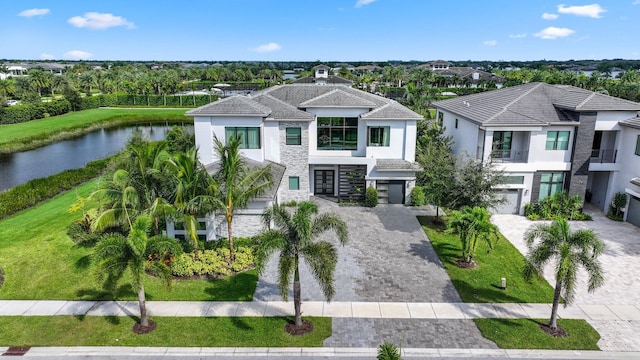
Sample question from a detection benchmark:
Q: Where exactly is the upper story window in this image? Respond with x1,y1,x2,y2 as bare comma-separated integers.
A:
492,131,512,158
225,127,260,149
317,117,358,150
367,126,390,147
545,131,570,150
635,135,640,156
286,127,302,145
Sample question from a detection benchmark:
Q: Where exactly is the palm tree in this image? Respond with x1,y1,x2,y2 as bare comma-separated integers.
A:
523,217,604,330
165,148,218,258
93,215,182,332
212,135,272,261
447,207,498,264
255,201,348,328
91,169,141,232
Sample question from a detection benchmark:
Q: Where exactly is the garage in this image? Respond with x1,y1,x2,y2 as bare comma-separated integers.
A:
627,195,640,228
491,189,521,214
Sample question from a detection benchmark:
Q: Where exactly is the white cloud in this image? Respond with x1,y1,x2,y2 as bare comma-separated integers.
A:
483,40,497,46
355,0,375,8
39,53,55,60
68,12,135,30
542,12,559,20
557,3,606,18
64,50,93,60
18,8,50,17
634,0,640,4
250,42,282,53
534,26,575,39
509,33,528,38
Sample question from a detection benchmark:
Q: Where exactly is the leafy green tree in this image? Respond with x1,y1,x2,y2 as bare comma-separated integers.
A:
449,155,505,210
0,78,15,98
212,135,272,261
255,201,348,328
523,217,604,330
27,68,50,97
416,121,455,217
94,215,182,332
447,207,498,264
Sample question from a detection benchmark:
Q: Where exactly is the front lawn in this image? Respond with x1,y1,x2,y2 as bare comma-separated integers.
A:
474,318,600,350
0,316,331,347
418,216,555,303
0,179,257,301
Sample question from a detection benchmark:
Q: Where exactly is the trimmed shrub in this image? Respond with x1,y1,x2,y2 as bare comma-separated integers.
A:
524,191,591,221
377,341,401,360
0,99,71,124
170,246,254,277
607,192,628,221
410,186,425,206
365,186,378,208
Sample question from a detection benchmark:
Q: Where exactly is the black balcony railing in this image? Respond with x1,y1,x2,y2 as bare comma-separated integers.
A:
590,149,617,163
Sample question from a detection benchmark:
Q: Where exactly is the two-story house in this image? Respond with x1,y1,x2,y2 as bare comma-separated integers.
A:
176,67,423,240
433,82,640,227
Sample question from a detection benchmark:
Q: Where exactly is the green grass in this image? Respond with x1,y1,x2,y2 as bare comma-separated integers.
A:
418,216,555,303
0,316,331,347
0,108,191,154
0,179,257,301
474,318,600,350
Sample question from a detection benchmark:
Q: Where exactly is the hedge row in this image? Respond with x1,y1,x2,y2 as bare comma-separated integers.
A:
0,156,114,221
79,94,218,110
0,99,71,125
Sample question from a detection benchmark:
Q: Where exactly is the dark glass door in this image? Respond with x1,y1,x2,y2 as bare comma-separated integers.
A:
314,170,334,195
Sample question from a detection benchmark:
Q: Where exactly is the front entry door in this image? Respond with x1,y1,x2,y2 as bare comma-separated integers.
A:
314,170,334,195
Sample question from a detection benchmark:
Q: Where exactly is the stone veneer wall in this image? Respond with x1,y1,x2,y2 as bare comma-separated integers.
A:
213,213,264,239
278,122,310,203
568,112,597,201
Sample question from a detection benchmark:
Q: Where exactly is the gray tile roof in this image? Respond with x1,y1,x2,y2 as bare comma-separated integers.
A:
186,96,271,116
298,89,377,108
205,157,286,201
376,159,423,172
361,101,424,120
252,94,314,121
433,82,640,126
620,117,640,130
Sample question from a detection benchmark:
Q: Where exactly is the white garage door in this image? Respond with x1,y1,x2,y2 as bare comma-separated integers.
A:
627,196,640,228
491,189,521,214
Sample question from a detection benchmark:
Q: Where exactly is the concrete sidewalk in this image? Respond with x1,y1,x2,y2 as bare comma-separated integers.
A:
0,300,638,321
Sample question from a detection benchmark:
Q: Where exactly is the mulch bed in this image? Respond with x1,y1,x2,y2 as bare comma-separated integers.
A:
2,347,30,356
539,323,568,338
455,259,477,269
284,320,314,336
133,320,157,334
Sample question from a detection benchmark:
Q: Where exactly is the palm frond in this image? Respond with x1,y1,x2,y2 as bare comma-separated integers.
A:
301,241,338,301
278,255,294,301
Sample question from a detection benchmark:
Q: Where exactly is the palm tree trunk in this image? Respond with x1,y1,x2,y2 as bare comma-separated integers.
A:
227,214,235,262
294,259,302,327
138,285,149,327
549,281,562,330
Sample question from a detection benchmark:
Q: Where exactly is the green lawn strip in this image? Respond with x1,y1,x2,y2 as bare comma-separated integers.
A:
474,318,600,350
0,108,191,154
418,216,555,303
0,316,330,347
0,179,257,301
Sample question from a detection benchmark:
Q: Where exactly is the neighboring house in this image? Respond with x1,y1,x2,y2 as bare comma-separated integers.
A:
292,65,354,86
416,60,505,88
433,82,640,227
178,67,423,240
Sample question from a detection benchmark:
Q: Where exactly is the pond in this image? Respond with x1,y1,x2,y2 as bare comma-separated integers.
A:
0,123,193,192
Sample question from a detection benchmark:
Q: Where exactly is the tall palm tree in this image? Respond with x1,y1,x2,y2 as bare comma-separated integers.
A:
165,148,218,258
94,215,182,332
523,217,604,330
255,201,348,328
91,169,141,232
212,135,272,261
447,207,498,264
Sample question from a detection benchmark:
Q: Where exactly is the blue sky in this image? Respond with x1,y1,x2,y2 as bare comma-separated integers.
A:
1,1,639,61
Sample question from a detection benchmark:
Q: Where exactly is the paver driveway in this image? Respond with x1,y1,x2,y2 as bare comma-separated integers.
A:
492,205,640,351
254,198,496,349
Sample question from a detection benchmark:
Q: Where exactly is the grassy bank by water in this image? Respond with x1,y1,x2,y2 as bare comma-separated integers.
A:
0,108,191,154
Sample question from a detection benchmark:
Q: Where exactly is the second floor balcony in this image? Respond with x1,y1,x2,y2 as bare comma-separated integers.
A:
490,149,529,163
590,149,617,164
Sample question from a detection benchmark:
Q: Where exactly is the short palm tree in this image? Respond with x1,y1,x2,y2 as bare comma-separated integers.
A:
255,201,348,328
213,135,272,261
91,169,141,232
523,217,604,330
93,215,182,332
447,206,498,264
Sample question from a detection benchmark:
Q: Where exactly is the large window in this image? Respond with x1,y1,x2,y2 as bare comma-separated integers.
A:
225,127,260,149
539,172,565,200
367,126,390,147
492,131,512,158
286,127,301,145
635,135,640,156
317,117,358,150
545,131,570,150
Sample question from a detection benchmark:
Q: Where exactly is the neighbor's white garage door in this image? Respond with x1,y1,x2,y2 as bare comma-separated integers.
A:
492,189,521,214
627,196,640,228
